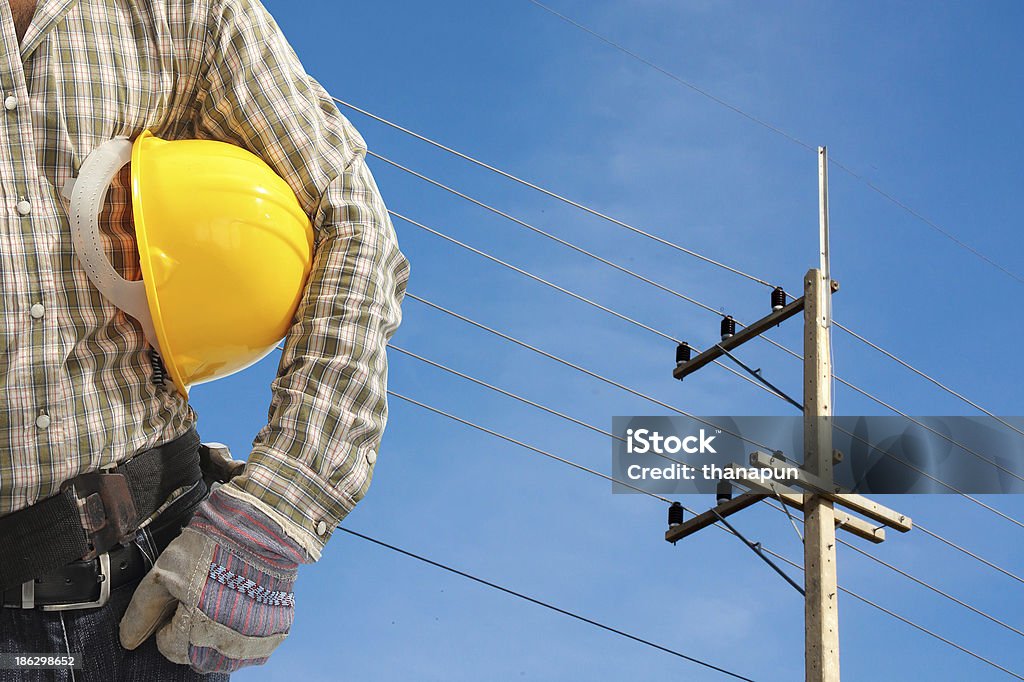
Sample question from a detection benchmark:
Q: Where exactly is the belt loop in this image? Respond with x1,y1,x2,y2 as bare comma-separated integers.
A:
21,580,34,609
134,527,158,570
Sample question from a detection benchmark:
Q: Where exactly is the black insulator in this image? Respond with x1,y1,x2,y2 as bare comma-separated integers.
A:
716,480,732,505
668,501,684,528
675,341,691,365
720,315,736,341
771,286,786,311
149,348,167,387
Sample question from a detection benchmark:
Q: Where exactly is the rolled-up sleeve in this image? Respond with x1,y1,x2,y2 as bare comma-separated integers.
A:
190,0,409,559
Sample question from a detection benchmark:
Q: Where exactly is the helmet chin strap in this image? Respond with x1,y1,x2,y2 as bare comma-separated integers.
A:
66,137,161,352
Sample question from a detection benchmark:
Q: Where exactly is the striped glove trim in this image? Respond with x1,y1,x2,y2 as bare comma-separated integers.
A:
207,563,296,608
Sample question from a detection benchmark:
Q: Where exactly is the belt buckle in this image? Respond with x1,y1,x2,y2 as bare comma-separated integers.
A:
31,553,112,612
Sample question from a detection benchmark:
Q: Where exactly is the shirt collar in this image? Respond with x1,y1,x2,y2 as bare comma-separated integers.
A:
19,0,80,61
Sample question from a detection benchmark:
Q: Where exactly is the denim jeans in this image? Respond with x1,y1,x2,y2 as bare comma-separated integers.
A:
0,482,229,681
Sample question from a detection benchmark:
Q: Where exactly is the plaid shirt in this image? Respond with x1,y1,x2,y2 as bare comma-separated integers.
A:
0,0,409,558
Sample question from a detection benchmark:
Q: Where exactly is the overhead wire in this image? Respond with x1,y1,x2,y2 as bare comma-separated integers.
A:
339,527,758,681
407,289,1024,530
388,380,1024,678
390,345,1024,633
369,150,726,318
387,390,673,503
395,334,1024,585
335,96,775,288
369,150,1024,489
755,325,1024,493
387,347,733,480
324,68,1024,674
523,0,1024,287
387,364,1019,671
838,534,1024,638
390,206,1024,527
756,544,1024,680
405,293,779,454
914,523,1024,586
391,208,790,403
834,322,1024,440
392,210,678,344
755,498,1024,639
349,100,1023,454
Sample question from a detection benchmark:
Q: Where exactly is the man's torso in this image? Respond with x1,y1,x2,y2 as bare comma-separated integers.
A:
0,0,200,514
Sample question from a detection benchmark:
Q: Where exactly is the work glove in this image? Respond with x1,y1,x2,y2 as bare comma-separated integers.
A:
119,487,310,673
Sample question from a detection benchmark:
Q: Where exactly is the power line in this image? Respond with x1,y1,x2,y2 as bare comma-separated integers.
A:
756,545,1024,680
406,288,1024,529
410,288,1024,531
370,147,1024,482
832,377,1024,528
390,208,791,404
525,0,815,153
748,324,1024,493
388,360,1023,676
353,98,1022,444
388,347,729,479
915,523,1024,586
335,96,775,288
388,389,672,503
756,499,1024,639
391,345,1024,626
390,344,614,441
339,527,758,681
334,89,1024,664
405,292,778,453
838,534,1024,638
524,0,1024,287
835,322,1024,440
369,151,727,319
392,210,678,343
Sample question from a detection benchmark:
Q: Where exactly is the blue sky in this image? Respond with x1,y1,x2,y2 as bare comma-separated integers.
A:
188,2,1024,680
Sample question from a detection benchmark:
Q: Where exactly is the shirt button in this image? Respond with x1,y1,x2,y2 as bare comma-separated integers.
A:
35,414,51,430
30,303,45,319
315,520,328,536
366,449,377,465
4,96,16,111
16,200,31,216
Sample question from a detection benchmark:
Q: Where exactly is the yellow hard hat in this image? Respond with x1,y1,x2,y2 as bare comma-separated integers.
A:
68,131,314,397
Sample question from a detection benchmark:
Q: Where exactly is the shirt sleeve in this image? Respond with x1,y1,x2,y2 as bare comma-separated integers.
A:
189,0,409,559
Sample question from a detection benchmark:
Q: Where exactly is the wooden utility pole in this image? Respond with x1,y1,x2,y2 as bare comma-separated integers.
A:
804,147,839,681
666,146,911,681
803,269,839,680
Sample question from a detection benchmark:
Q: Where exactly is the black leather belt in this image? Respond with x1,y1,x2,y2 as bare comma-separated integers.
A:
0,468,209,610
0,428,203,592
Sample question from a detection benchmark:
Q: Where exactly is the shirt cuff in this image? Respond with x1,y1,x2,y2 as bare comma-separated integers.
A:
219,446,368,561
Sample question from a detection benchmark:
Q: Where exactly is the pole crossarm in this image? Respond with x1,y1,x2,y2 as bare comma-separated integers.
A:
665,493,764,543
665,491,887,545
747,451,912,532
673,296,805,380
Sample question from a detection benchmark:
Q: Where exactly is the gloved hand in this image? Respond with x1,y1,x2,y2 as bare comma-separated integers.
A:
119,487,310,673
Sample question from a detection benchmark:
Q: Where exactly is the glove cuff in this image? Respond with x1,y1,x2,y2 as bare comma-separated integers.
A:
189,487,310,573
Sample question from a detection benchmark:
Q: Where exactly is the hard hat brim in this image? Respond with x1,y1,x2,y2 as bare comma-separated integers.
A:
131,130,191,397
